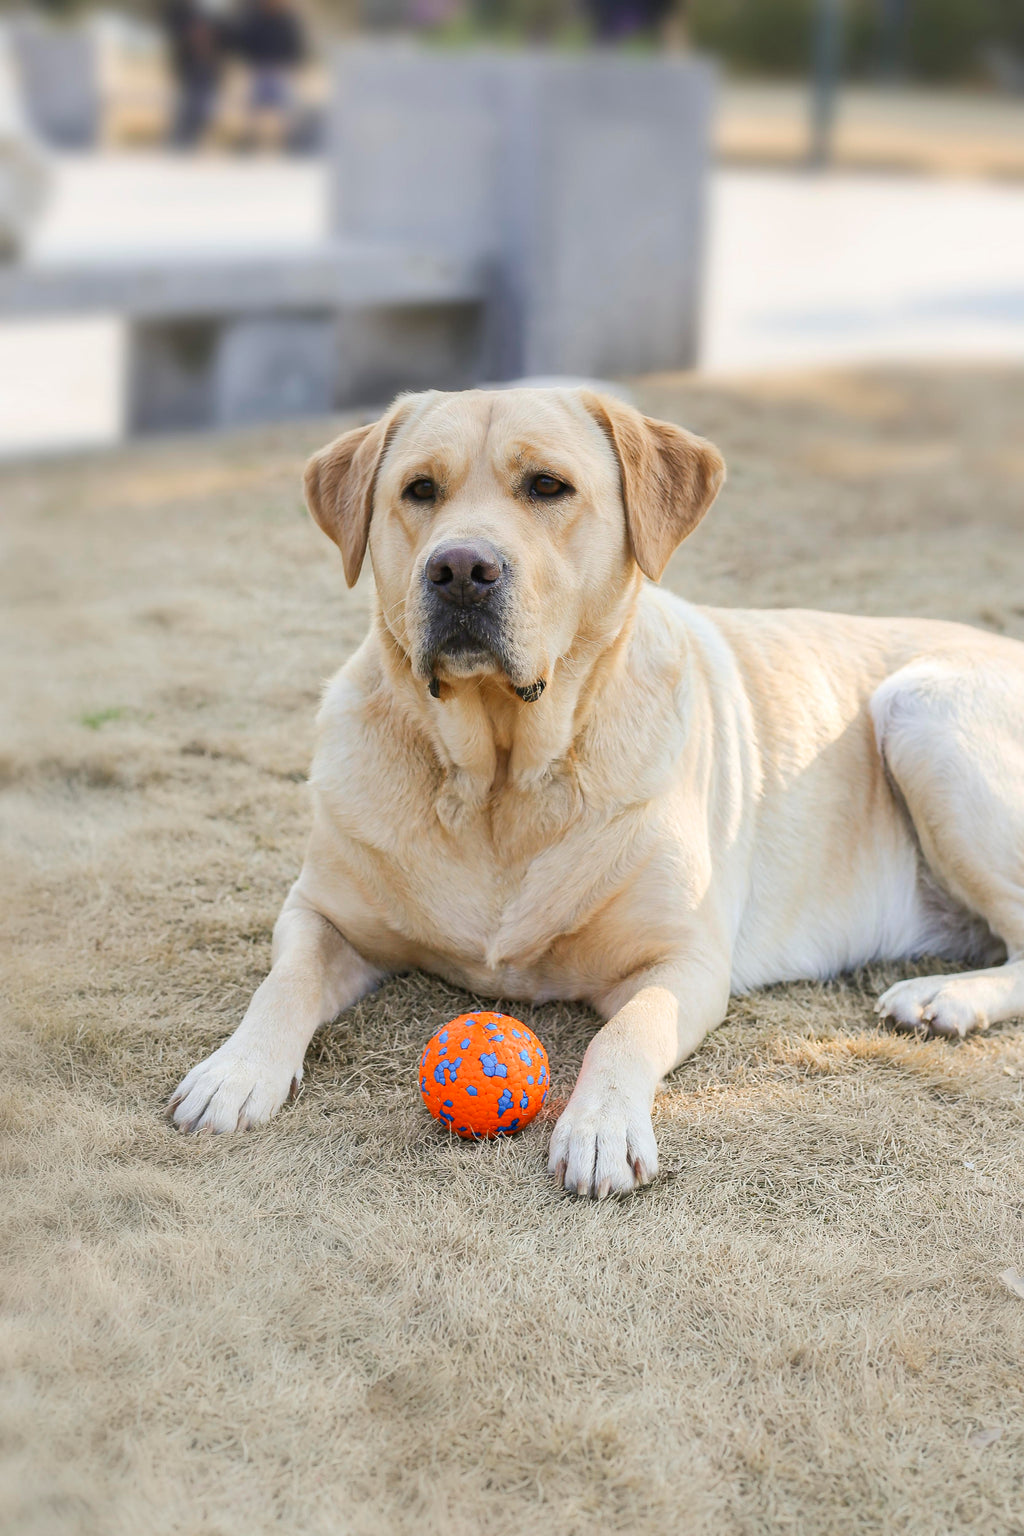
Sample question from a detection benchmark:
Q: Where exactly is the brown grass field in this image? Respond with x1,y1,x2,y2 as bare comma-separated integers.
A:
3,366,1024,1536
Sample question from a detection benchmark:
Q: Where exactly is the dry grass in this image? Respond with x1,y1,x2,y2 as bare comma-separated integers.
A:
3,367,1024,1536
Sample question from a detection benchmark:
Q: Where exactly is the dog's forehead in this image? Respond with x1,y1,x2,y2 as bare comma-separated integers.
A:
387,388,613,471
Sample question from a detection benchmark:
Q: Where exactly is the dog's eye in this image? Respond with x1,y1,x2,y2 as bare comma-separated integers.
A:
530,474,569,499
404,478,436,502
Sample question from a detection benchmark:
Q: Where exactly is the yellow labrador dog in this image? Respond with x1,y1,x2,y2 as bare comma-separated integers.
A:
170,388,1024,1197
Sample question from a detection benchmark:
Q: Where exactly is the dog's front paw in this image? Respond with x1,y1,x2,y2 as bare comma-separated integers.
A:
168,1042,301,1134
547,1079,658,1199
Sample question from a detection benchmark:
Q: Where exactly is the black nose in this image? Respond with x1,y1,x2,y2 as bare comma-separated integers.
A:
425,541,503,607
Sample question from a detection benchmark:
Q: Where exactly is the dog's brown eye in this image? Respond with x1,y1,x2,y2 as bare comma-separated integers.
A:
530,474,567,498
405,478,436,502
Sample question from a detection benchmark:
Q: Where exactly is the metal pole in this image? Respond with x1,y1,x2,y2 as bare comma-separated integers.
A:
809,0,843,168
879,0,907,82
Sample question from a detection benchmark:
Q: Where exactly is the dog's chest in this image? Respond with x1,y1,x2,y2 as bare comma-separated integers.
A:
310,678,668,998
324,780,645,999
409,826,512,960
377,811,571,971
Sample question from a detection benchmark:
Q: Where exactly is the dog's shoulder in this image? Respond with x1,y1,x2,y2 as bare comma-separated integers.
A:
577,586,718,805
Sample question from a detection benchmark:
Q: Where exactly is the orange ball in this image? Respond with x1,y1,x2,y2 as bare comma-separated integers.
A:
418,1011,550,1139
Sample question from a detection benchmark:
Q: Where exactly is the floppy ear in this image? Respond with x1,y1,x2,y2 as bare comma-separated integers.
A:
304,407,404,588
582,392,726,582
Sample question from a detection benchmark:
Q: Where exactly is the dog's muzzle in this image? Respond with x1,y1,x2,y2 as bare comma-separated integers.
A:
421,539,507,677
419,540,544,702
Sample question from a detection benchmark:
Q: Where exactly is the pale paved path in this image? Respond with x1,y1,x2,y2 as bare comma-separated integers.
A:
718,82,1024,178
706,168,1024,374
2,153,1023,455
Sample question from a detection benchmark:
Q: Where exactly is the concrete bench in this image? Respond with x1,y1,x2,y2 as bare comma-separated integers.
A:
0,243,486,431
0,43,713,435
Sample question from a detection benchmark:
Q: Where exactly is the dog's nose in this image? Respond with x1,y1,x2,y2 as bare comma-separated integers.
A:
425,541,502,607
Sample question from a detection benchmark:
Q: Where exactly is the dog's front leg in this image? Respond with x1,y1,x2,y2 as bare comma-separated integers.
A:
548,958,731,1198
170,889,382,1133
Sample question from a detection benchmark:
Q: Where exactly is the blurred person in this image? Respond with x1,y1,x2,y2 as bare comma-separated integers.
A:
410,0,463,25
162,0,225,147
232,0,306,151
585,0,684,46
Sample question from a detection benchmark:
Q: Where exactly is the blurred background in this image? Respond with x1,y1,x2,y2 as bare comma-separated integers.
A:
0,0,1023,456
5,18,1024,1531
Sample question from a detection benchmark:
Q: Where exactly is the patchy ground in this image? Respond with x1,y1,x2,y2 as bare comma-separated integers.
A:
2,367,1023,1536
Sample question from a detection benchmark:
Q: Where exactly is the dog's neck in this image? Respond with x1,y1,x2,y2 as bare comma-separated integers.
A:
375,580,642,842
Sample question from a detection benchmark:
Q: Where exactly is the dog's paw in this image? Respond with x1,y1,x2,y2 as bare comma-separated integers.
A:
876,974,989,1039
547,1080,658,1199
168,1042,301,1133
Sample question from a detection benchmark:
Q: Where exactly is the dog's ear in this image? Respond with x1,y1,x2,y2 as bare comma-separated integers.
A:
304,401,410,587
582,392,725,582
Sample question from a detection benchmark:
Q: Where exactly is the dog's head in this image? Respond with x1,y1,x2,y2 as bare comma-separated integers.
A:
304,388,724,697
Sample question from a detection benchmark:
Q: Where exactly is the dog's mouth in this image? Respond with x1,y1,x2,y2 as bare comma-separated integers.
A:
417,606,544,702
421,607,512,680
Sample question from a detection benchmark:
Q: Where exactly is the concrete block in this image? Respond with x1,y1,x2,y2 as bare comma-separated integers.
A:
9,19,99,148
128,313,337,434
330,44,714,382
128,319,217,435
214,314,337,425
335,300,484,407
331,44,501,259
0,24,51,258
494,54,715,379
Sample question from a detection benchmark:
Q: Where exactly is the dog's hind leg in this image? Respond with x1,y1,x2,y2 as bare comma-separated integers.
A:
871,653,1024,1037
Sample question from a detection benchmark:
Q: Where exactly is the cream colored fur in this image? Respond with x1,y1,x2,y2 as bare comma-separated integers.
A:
170,387,1024,1197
